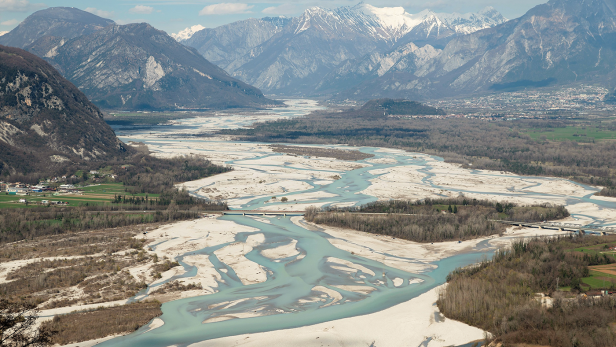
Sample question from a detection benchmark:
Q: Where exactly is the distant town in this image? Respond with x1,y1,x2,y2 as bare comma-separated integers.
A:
426,85,616,120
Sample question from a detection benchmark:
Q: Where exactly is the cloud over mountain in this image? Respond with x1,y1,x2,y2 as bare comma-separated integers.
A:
199,3,254,16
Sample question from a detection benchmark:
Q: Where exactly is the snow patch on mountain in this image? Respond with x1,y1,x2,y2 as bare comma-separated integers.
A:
358,4,424,32
357,4,506,38
291,4,507,42
0,31,8,37
171,25,205,41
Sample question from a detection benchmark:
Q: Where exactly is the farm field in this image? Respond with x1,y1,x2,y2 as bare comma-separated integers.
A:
0,183,160,209
581,266,616,290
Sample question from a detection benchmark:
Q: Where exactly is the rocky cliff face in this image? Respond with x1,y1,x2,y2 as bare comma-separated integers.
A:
181,4,506,96
27,23,278,110
0,7,114,49
0,45,129,175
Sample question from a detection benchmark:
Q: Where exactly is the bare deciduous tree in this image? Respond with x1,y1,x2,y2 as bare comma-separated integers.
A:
0,299,53,347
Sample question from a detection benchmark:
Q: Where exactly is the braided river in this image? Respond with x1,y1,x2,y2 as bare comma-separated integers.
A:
101,100,616,346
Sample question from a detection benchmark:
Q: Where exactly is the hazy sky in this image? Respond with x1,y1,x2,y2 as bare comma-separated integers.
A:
0,0,549,35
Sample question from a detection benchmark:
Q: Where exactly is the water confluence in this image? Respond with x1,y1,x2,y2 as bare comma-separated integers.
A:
102,100,616,346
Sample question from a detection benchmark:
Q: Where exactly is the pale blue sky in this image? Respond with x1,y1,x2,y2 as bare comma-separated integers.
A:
0,0,549,35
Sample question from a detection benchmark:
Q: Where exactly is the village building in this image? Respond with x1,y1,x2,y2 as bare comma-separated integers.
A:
7,187,30,195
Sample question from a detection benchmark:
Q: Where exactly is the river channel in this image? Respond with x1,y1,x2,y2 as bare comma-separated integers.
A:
101,100,616,346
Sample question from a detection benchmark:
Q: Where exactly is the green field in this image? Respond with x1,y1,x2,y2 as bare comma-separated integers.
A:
526,126,616,142
569,242,616,261
581,269,616,290
0,183,160,209
563,241,616,290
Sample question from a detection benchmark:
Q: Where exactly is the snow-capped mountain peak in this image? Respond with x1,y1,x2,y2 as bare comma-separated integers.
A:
293,4,507,41
357,3,424,31
171,25,205,42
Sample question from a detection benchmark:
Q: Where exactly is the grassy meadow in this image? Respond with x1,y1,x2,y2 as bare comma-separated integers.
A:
0,183,159,209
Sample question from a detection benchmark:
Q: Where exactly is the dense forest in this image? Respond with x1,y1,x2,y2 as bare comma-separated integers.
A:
438,236,616,346
360,99,445,116
305,198,569,243
220,108,616,195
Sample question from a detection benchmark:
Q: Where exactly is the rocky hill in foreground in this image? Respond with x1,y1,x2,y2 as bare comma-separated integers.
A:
0,45,130,176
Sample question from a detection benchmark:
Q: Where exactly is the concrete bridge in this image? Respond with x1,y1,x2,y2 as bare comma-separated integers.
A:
211,210,306,217
495,220,616,235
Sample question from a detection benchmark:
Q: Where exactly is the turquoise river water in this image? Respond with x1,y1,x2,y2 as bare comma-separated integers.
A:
101,102,616,346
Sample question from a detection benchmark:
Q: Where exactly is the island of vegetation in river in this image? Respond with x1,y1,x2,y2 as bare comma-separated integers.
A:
305,198,569,243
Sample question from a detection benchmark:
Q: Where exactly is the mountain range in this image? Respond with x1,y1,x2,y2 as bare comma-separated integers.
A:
337,0,616,100
1,7,278,110
3,0,616,107
178,0,616,100
180,3,507,96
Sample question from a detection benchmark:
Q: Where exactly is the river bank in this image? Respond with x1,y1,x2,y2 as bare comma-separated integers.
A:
43,99,616,346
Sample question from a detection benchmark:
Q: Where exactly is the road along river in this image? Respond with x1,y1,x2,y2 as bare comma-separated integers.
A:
99,100,616,347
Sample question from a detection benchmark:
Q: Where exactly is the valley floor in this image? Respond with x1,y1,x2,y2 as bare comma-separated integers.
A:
8,132,608,346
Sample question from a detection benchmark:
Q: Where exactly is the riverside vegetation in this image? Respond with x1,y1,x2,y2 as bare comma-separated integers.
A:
438,236,616,346
305,198,569,243
220,99,616,196
269,145,374,161
0,153,231,345
40,301,163,346
0,222,194,308
1,155,230,243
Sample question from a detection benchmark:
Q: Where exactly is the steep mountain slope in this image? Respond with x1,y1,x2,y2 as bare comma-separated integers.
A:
228,7,394,95
0,45,129,175
0,7,114,49
28,23,278,110
316,42,441,94
342,0,616,100
182,3,505,96
183,17,290,71
395,7,506,47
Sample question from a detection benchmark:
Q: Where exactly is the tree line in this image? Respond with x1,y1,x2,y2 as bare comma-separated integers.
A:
304,199,569,243
0,202,226,244
437,236,616,346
